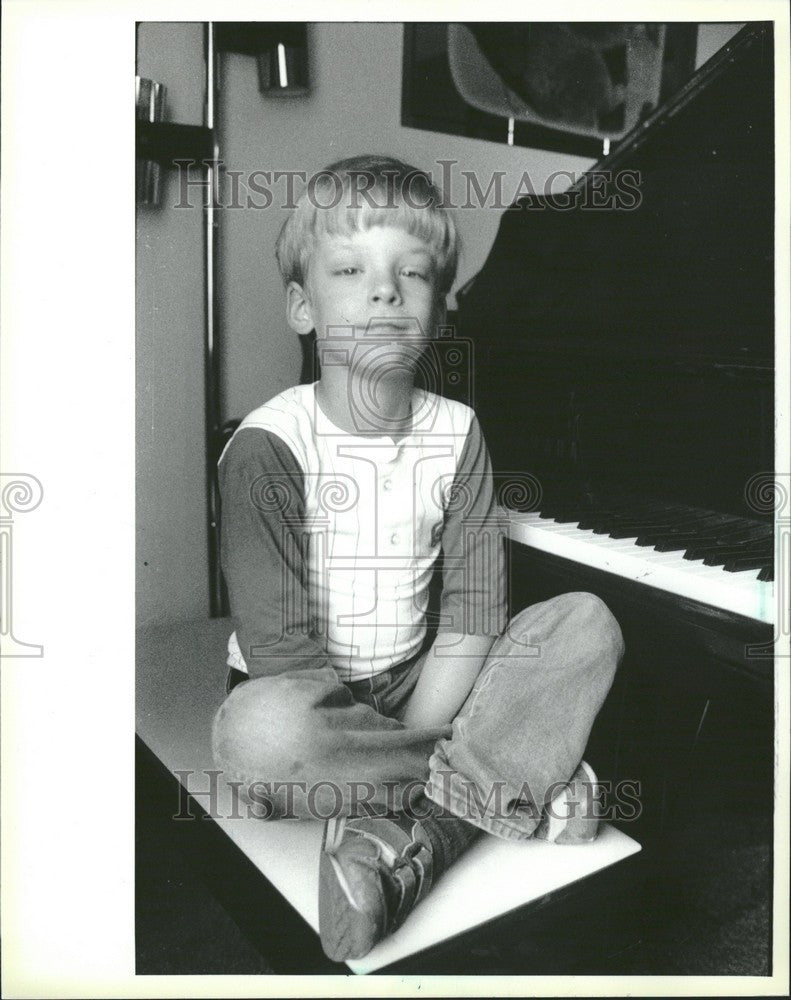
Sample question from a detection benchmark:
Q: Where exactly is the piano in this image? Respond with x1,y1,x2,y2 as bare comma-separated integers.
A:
452,23,776,837
455,23,775,637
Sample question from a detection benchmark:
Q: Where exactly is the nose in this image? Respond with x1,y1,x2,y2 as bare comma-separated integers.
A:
370,268,401,306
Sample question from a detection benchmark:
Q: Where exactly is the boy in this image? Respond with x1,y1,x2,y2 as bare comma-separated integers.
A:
212,155,624,961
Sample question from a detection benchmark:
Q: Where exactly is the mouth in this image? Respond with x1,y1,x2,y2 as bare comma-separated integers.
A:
363,320,423,337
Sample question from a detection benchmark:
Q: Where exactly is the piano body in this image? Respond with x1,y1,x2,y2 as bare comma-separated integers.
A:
454,23,776,840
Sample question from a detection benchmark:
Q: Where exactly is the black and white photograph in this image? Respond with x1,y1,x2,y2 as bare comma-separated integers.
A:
1,2,789,996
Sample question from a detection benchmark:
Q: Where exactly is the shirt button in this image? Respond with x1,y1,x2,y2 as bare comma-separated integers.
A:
383,479,392,491
390,533,400,545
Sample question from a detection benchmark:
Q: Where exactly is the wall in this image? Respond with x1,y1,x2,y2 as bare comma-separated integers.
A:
696,21,745,68
136,23,209,626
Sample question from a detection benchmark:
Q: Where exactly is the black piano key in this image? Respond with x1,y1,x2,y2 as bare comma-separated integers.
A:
685,541,745,560
715,524,773,542
693,535,772,557
652,527,729,550
549,511,587,524
576,509,620,530
701,552,736,567
538,506,586,521
599,501,688,519
608,502,691,519
609,524,665,539
674,514,747,532
594,520,674,536
588,521,622,534
577,501,690,529
635,514,742,547
711,540,774,559
758,566,774,582
633,530,700,547
723,555,774,573
681,545,714,560
666,520,722,534
608,519,703,540
653,532,723,552
703,547,773,567
600,511,686,527
587,510,694,534
684,532,773,560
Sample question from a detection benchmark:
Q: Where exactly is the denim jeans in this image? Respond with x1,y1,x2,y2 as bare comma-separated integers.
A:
212,592,624,840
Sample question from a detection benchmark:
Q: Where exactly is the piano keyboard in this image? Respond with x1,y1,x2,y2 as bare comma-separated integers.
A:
503,506,775,626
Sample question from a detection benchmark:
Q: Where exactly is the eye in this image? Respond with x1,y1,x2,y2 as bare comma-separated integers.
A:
401,267,427,279
337,266,360,276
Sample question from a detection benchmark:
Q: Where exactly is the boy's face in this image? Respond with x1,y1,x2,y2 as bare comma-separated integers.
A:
286,225,443,375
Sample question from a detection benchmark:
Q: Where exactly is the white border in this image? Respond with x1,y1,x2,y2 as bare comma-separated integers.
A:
1,1,788,997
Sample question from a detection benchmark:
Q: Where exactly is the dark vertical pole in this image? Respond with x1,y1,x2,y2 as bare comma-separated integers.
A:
203,22,223,617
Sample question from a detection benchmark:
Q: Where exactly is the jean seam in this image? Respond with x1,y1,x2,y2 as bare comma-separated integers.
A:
456,660,498,728
425,773,535,841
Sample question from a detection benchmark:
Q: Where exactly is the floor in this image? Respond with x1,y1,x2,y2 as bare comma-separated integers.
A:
604,681,774,977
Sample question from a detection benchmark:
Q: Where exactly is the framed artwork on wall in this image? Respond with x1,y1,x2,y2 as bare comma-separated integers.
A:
402,23,699,158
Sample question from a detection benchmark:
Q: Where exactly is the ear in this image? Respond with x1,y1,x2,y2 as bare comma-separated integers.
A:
285,281,315,335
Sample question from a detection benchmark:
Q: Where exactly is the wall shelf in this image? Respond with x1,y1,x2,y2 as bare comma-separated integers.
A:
136,120,215,166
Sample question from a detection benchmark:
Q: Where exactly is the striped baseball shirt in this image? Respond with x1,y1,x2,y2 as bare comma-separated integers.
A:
219,382,506,682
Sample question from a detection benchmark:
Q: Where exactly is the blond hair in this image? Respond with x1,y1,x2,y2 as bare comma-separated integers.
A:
275,154,459,296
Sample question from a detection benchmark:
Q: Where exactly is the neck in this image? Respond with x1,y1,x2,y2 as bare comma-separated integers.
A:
317,367,415,439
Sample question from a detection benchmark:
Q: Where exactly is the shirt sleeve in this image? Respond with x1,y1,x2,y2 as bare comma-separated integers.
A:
437,414,508,637
218,427,333,677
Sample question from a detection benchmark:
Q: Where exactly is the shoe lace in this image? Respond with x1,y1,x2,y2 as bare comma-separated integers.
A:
389,841,432,928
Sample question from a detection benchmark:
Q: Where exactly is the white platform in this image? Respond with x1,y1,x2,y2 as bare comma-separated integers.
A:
136,616,641,974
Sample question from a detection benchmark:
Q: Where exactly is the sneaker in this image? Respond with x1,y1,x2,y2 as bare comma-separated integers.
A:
318,812,434,961
533,760,602,844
